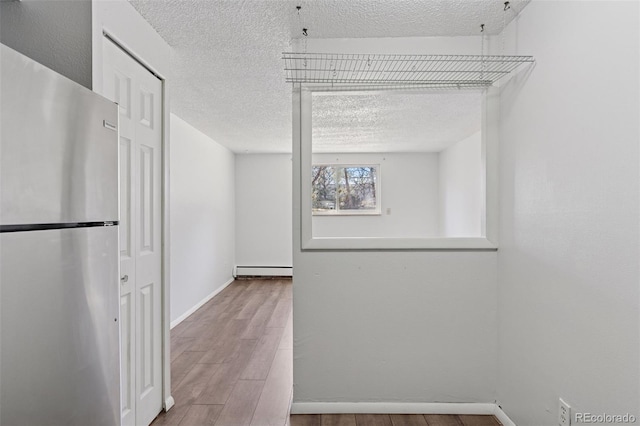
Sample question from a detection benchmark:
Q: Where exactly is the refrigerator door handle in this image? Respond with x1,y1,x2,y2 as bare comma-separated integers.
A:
103,120,117,131
121,274,128,283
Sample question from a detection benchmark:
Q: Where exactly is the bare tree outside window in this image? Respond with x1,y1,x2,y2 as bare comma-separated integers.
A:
312,166,337,211
312,165,378,214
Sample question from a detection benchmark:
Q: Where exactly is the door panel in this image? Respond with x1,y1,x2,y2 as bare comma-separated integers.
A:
134,53,163,426
114,70,132,119
102,37,163,426
139,90,154,129
103,38,138,426
139,144,154,253
139,283,155,395
120,292,134,420
120,136,133,258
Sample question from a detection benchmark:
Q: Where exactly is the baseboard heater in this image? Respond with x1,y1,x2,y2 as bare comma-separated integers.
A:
234,266,293,278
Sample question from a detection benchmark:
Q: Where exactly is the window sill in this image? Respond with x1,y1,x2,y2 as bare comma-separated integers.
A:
312,211,382,216
302,237,498,251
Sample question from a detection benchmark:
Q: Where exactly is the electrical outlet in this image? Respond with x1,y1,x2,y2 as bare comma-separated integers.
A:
559,398,571,426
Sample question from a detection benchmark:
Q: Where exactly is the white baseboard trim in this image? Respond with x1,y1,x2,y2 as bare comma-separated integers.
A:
234,266,293,277
493,405,517,426
290,402,497,415
289,402,517,424
164,395,175,412
169,277,235,329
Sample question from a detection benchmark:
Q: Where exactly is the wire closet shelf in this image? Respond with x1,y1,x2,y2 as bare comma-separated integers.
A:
282,52,534,89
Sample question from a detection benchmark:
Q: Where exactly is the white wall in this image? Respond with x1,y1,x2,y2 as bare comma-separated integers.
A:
312,153,439,238
292,35,498,409
0,0,93,88
438,132,482,237
235,154,293,267
170,114,235,324
496,2,639,424
292,251,497,405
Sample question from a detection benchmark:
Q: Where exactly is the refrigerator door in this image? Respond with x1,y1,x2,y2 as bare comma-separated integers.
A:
0,44,118,226
0,226,120,425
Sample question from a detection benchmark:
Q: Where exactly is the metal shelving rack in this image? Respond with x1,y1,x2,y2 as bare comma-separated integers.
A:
282,52,534,88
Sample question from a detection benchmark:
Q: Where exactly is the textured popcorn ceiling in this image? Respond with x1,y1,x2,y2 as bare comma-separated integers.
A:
312,90,482,153
129,0,528,153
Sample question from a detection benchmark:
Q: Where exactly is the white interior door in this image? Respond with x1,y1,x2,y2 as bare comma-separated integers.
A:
102,38,163,426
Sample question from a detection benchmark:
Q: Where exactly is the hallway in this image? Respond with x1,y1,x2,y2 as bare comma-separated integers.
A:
152,279,293,425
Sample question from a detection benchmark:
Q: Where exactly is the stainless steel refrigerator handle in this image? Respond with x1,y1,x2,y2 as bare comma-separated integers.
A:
121,275,128,283
103,120,117,131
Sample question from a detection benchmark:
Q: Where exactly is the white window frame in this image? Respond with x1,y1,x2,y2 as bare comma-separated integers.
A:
312,163,381,216
294,84,498,251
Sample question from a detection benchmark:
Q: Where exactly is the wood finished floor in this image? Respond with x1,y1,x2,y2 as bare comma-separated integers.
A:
152,279,502,426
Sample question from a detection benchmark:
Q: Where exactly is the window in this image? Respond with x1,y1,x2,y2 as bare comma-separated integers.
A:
296,85,498,250
312,165,379,215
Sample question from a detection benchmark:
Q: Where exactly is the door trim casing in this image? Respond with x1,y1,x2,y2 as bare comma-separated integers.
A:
92,1,173,414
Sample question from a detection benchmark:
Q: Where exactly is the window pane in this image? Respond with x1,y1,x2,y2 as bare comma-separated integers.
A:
312,166,336,211
337,167,377,210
